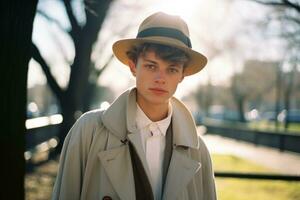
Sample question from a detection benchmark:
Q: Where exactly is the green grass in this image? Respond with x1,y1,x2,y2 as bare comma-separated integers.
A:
212,154,300,200
248,121,300,134
212,154,274,173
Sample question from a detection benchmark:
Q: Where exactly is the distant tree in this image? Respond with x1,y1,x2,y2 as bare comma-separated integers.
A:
194,83,213,116
230,60,278,122
230,73,247,122
282,61,298,130
0,0,37,199
250,0,300,51
32,0,113,153
250,0,300,129
293,71,300,107
194,84,234,116
274,63,283,130
243,60,278,108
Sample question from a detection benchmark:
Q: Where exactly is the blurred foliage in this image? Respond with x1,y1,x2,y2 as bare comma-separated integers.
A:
25,160,57,200
193,60,300,123
250,0,300,57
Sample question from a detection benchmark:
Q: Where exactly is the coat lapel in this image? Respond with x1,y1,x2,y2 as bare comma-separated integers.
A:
101,88,154,199
127,132,154,190
162,148,201,200
161,97,202,199
98,145,135,200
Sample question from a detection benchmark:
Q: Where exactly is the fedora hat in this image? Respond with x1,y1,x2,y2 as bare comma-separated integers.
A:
112,12,207,76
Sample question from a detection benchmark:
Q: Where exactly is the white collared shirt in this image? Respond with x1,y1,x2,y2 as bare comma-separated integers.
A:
135,103,172,200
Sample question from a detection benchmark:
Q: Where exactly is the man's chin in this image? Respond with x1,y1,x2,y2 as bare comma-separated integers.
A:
148,97,170,106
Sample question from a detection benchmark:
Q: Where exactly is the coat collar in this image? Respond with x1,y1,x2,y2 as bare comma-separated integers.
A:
101,87,199,149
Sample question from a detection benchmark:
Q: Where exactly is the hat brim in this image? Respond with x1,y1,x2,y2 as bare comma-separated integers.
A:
112,36,207,76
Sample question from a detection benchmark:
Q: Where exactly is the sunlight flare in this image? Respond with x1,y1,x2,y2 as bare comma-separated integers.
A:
151,0,200,21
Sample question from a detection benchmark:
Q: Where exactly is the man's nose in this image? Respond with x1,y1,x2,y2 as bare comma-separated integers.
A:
154,70,166,84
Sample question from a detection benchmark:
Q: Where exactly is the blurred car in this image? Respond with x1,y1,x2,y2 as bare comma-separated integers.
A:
245,109,260,121
278,109,300,123
208,105,225,120
207,105,240,122
224,110,240,121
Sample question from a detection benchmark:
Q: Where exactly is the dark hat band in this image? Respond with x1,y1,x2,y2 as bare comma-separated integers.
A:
136,27,192,48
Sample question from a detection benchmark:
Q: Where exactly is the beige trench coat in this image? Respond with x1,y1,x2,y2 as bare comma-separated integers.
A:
52,88,217,200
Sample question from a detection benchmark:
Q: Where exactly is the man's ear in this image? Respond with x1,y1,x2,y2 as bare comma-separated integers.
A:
128,59,137,77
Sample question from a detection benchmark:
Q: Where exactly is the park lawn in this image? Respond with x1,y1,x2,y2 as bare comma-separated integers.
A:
212,154,300,200
248,121,300,134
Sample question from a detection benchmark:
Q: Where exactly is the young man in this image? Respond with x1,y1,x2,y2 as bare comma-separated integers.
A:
52,12,217,200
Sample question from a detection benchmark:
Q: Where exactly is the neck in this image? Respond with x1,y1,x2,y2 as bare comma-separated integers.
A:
137,101,169,122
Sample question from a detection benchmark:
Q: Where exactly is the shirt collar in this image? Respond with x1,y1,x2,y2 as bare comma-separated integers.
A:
101,87,199,149
136,103,173,136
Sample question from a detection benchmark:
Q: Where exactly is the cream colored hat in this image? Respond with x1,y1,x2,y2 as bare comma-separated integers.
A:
112,12,207,76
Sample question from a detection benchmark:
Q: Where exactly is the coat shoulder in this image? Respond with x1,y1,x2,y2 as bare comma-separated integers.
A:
65,109,106,147
76,109,106,133
77,109,105,127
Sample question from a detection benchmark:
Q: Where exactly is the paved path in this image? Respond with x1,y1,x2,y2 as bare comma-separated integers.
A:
197,127,300,175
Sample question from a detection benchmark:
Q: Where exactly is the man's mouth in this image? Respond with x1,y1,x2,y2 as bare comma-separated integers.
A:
149,88,168,94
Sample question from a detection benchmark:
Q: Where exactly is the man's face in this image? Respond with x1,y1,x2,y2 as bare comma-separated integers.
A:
129,50,185,107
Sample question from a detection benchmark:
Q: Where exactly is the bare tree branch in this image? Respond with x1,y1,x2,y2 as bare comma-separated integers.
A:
37,10,69,33
62,0,81,41
283,0,300,12
84,0,99,17
250,0,300,13
48,29,72,65
31,43,64,100
251,0,290,6
281,15,300,25
95,54,114,76
37,10,73,68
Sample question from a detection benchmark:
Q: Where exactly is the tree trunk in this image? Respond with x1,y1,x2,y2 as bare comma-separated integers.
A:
54,94,78,153
237,97,246,122
275,64,282,130
0,0,37,199
230,75,246,122
284,64,296,131
205,81,213,117
38,1,113,154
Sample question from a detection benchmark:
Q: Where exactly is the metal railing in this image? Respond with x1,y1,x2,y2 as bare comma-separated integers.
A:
202,119,300,153
26,115,300,181
215,172,300,181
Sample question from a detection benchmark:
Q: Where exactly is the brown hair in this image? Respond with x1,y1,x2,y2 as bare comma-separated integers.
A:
126,43,190,67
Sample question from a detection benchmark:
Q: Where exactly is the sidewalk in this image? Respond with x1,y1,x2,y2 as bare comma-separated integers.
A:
199,128,300,175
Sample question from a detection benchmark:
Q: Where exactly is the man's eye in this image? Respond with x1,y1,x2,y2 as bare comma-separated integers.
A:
145,64,156,70
168,68,179,73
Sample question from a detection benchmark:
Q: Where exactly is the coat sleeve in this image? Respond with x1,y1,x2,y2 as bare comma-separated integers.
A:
51,111,103,200
194,136,217,200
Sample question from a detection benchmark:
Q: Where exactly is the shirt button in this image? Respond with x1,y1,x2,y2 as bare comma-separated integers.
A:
102,196,112,200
